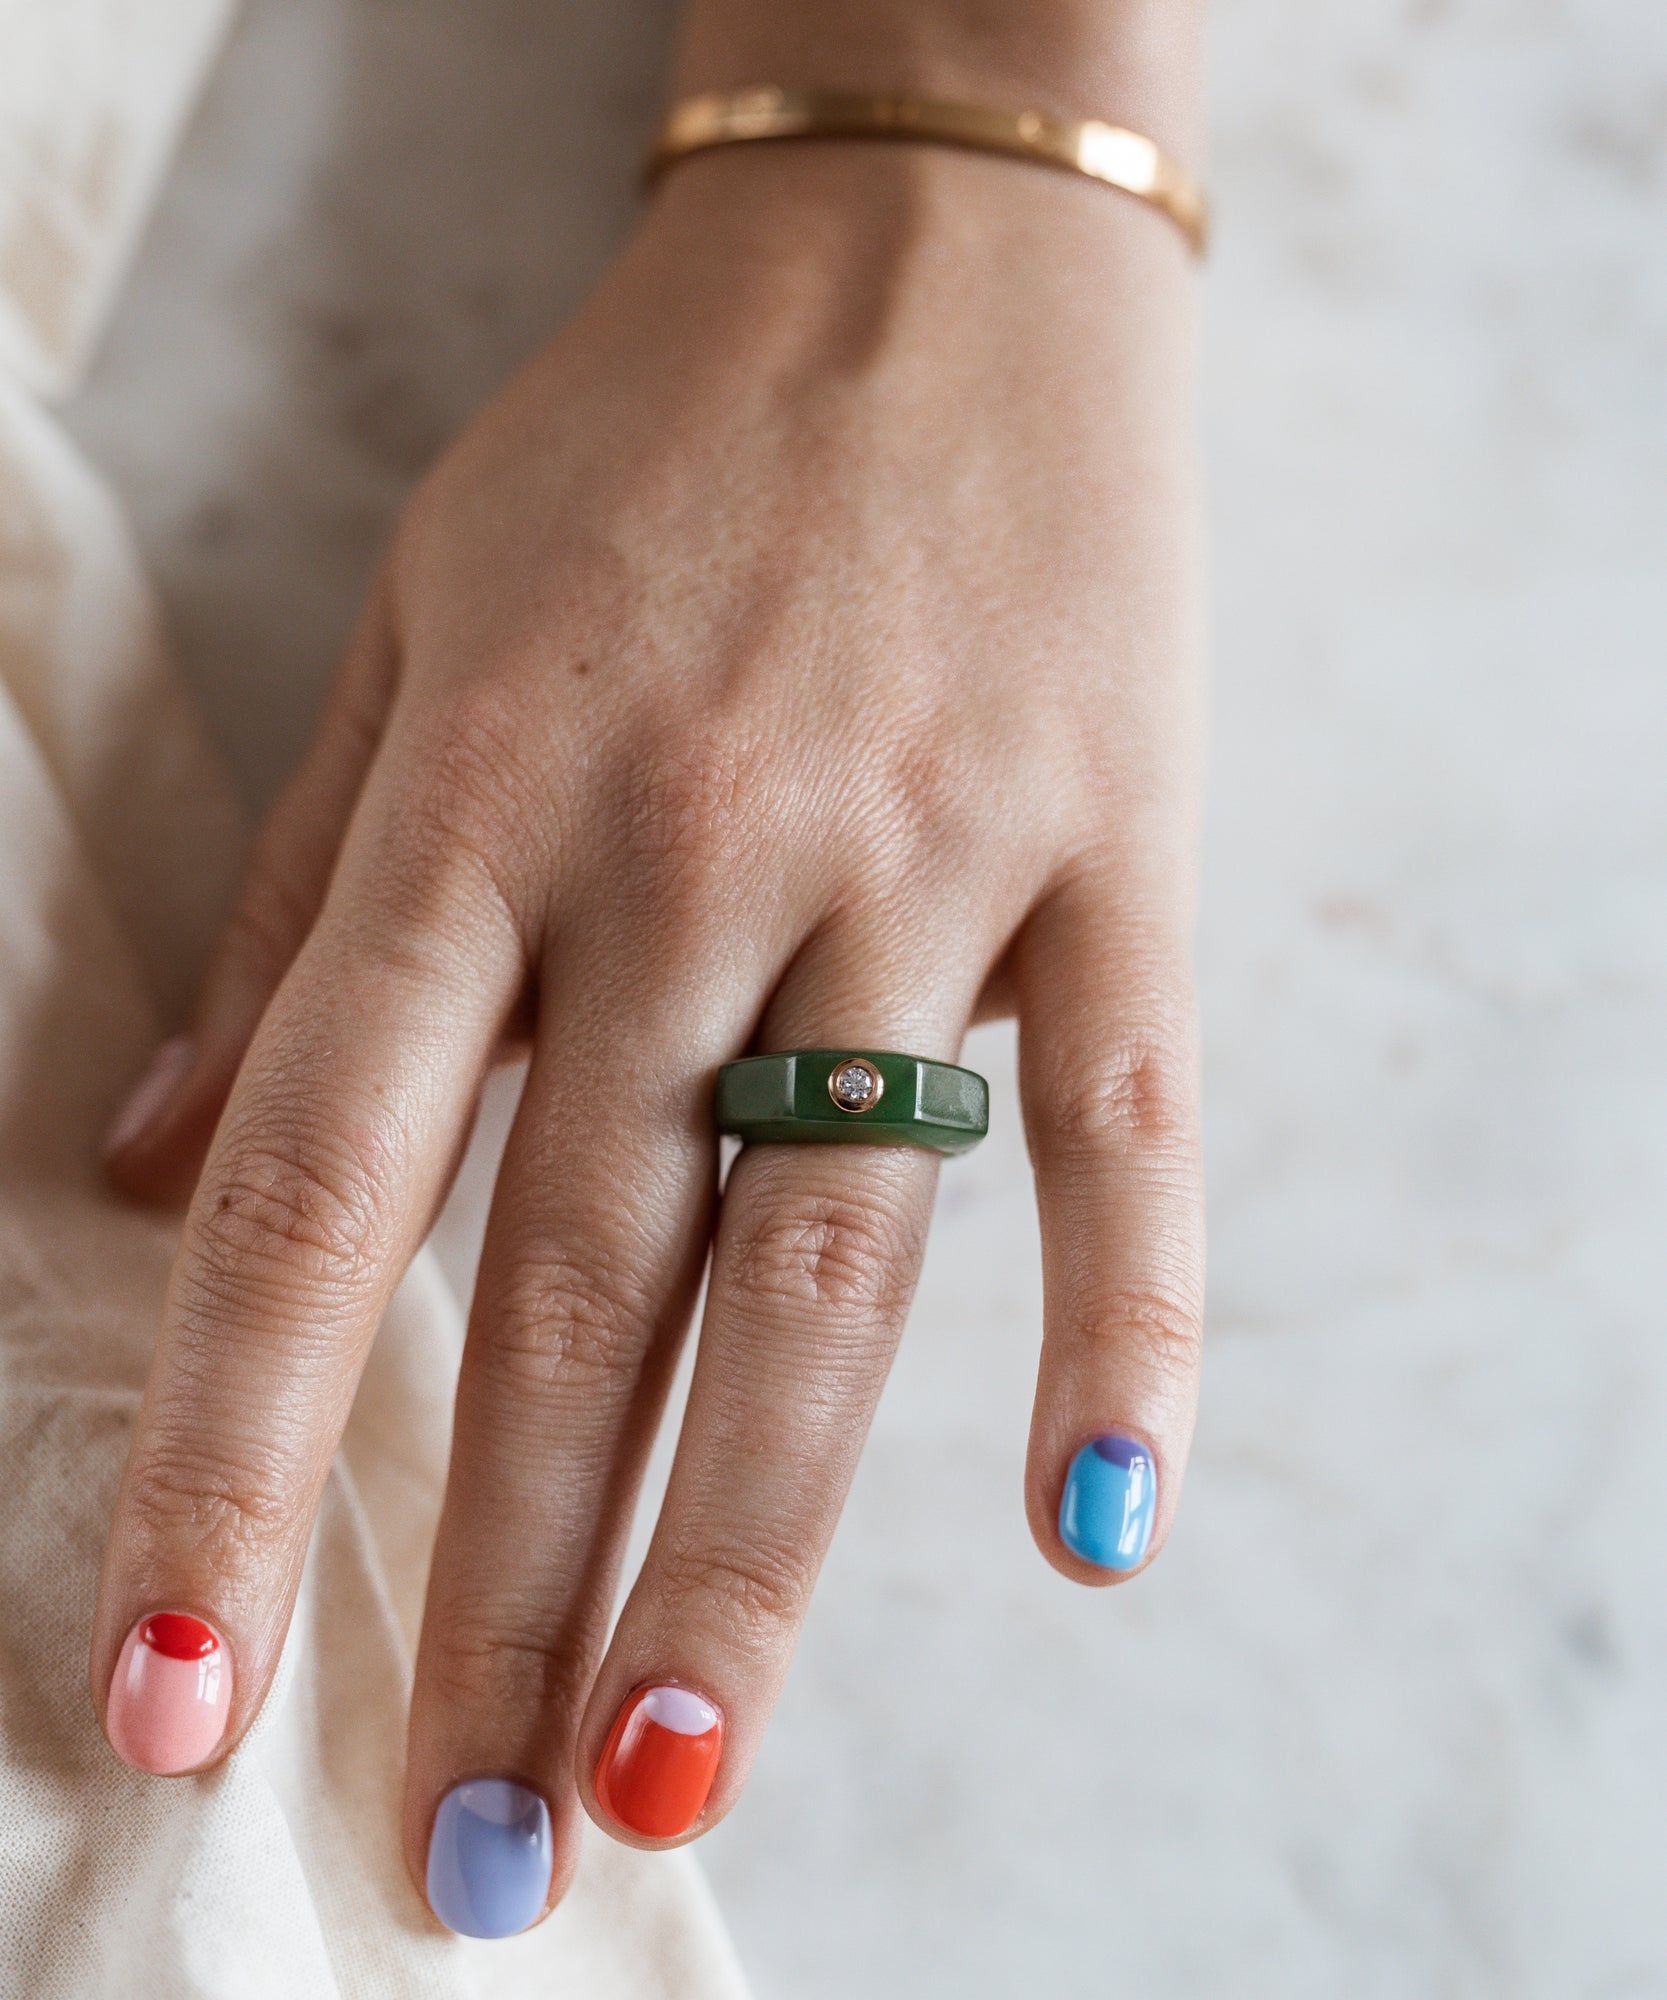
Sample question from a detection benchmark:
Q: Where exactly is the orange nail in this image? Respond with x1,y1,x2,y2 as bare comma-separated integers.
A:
595,1685,722,1839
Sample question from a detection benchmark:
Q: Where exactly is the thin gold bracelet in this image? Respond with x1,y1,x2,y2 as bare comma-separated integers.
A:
646,86,1208,258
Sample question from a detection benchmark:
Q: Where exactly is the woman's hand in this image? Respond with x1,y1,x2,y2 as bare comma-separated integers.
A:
93,142,1205,1926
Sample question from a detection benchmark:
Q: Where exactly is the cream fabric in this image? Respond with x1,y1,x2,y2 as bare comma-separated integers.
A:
0,10,749,1996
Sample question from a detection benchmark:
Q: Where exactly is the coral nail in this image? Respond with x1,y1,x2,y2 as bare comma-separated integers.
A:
427,1779,553,1938
595,1685,723,1839
1059,1434,1158,1571
106,1611,232,1774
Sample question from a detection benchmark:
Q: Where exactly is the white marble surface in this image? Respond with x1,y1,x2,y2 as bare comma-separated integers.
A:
65,1,1667,1994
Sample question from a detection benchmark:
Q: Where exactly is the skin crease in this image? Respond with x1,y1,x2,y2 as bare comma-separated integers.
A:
92,2,1207,1933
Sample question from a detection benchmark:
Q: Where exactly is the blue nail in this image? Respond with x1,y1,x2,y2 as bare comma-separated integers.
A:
427,1779,553,1938
1059,1435,1157,1571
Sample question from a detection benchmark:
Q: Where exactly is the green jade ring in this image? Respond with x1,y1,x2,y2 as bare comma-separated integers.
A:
715,1049,988,1156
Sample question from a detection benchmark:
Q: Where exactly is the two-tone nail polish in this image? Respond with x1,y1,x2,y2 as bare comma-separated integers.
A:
595,1685,722,1839
1059,1435,1157,1571
107,1611,232,1774
427,1779,554,1938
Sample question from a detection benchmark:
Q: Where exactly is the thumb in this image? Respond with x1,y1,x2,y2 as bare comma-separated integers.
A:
102,582,398,1204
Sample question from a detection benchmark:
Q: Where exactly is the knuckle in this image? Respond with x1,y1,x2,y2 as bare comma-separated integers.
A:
419,686,524,832
622,727,769,908
195,1120,396,1295
422,1609,588,1716
1085,1282,1205,1377
653,1535,812,1637
482,1252,650,1400
884,733,985,868
388,686,539,928
728,1188,914,1320
1029,1027,1198,1164
126,1438,291,1567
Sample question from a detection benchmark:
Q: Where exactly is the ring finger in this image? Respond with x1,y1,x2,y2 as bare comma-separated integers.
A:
577,917,989,1847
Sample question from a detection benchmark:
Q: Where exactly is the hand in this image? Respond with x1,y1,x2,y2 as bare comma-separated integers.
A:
94,144,1205,1929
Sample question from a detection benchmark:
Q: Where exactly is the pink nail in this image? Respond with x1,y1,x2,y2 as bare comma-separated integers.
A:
103,1036,196,1157
107,1612,232,1775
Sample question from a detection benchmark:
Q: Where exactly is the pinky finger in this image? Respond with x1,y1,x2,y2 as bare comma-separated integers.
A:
1014,867,1205,1584
101,578,399,1202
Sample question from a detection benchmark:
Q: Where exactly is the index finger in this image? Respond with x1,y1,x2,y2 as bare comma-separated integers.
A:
91,803,523,1773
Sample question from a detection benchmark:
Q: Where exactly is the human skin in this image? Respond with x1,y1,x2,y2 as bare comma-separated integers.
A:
92,0,1207,1929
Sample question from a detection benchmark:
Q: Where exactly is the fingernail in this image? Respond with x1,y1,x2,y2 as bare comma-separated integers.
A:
106,1611,232,1774
595,1685,723,1839
1059,1434,1158,1571
427,1779,553,1938
103,1035,195,1156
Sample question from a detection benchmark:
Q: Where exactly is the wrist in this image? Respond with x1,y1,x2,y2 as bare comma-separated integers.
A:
623,136,1196,455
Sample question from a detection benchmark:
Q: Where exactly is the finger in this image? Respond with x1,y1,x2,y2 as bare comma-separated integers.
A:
1015,864,1204,1584
102,580,399,1203
580,925,985,1847
404,964,758,1934
92,748,527,1774
406,733,817,1931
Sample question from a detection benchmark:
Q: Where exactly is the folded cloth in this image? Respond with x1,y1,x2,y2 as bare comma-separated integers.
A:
0,0,232,398
0,8,750,1996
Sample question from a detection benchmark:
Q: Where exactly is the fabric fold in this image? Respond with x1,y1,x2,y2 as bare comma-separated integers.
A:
0,8,749,1995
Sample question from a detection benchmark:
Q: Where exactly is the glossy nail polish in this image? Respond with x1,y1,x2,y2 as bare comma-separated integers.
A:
595,1685,722,1839
427,1779,553,1939
1059,1435,1157,1571
102,1035,195,1156
107,1611,232,1774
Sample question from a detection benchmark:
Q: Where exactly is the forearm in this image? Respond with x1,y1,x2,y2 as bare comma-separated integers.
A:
670,0,1204,156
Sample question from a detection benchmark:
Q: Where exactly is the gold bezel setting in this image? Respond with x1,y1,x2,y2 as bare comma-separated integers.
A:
827,1056,884,1115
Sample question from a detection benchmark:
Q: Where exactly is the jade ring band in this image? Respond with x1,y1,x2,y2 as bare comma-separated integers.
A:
716,1049,988,1156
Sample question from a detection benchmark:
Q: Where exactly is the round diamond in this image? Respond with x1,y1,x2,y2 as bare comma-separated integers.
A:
830,1060,878,1112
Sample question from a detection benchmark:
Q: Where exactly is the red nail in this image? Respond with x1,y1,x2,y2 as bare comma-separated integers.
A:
594,1685,723,1839
107,1611,232,1775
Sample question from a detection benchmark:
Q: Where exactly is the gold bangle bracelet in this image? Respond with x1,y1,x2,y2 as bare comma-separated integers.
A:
646,87,1208,258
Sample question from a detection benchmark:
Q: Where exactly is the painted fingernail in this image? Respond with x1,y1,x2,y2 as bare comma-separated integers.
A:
106,1611,232,1774
102,1035,195,1156
1059,1434,1158,1571
426,1779,553,1939
595,1685,723,1839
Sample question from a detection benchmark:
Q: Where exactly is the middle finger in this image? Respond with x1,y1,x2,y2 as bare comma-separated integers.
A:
405,918,782,1936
